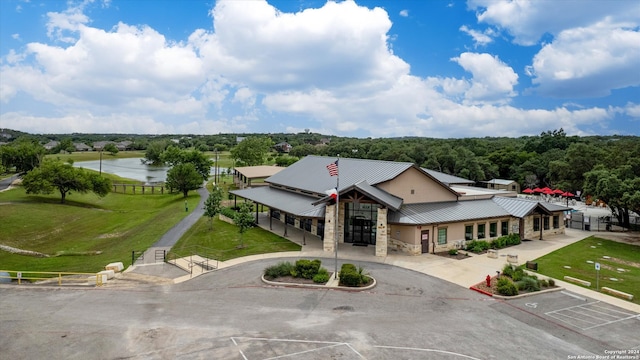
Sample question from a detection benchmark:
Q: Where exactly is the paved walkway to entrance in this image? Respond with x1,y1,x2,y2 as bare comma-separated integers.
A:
223,213,640,314
128,207,639,314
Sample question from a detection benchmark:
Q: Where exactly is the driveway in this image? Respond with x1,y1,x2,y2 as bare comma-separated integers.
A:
1,258,638,359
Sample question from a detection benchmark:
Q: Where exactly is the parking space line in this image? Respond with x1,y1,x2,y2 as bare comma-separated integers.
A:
375,345,482,360
545,301,639,330
230,337,366,360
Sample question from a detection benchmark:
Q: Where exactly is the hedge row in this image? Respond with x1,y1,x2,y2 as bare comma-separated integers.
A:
339,263,370,287
263,259,329,284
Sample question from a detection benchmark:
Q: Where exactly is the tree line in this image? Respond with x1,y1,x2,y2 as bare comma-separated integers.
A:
1,128,638,226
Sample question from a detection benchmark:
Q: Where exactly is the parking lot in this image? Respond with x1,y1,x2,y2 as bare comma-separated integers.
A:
1,258,639,359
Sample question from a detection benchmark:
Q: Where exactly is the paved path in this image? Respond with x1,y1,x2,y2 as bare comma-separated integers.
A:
134,184,209,265
129,202,640,314
0,174,19,192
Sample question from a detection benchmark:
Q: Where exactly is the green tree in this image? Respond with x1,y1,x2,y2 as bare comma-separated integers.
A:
103,143,119,155
234,201,255,248
144,140,171,165
584,166,640,228
22,158,111,203
230,137,274,166
161,146,212,180
0,138,46,173
203,186,223,230
165,163,203,198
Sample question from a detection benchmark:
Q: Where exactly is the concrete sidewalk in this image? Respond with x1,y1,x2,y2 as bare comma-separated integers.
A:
242,217,640,313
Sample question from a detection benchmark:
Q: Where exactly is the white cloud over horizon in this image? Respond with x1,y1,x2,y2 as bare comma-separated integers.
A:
0,0,638,138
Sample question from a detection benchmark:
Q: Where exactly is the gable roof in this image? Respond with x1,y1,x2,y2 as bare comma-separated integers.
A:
231,187,325,218
422,168,475,185
388,199,510,225
313,180,404,211
492,196,569,217
266,155,414,194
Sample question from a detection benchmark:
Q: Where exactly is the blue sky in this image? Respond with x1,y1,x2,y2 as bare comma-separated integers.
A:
1,0,639,138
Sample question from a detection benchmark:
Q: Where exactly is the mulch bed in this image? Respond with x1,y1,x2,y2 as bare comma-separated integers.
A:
471,276,558,296
265,275,326,285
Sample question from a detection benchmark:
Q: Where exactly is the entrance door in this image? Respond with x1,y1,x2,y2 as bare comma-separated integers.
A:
352,217,374,245
421,230,430,253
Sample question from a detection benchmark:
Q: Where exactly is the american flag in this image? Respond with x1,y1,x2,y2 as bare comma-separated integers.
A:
326,159,338,176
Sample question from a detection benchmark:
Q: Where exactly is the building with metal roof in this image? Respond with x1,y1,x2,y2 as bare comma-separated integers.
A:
231,156,569,257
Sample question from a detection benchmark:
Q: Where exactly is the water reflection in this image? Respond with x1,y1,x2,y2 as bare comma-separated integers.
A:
75,158,169,184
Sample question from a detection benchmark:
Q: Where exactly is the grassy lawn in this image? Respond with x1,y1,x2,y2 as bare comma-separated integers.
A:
534,236,640,304
0,186,200,273
170,217,301,262
46,150,146,162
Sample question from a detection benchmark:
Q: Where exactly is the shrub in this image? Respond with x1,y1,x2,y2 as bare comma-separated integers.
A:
448,249,458,255
313,268,330,284
511,267,526,282
220,206,236,219
339,263,369,287
497,277,519,296
540,279,549,287
341,263,357,273
264,261,294,279
516,276,541,292
295,259,322,279
502,264,515,278
467,240,490,253
548,279,555,287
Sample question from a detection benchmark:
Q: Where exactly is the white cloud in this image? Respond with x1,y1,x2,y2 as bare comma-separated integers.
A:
451,52,518,104
399,9,409,17
625,103,640,118
459,25,493,47
527,20,640,97
0,0,629,137
468,0,640,46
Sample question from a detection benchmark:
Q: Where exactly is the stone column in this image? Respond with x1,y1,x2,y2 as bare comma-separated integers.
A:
338,202,345,244
311,218,318,236
376,207,388,257
323,204,335,252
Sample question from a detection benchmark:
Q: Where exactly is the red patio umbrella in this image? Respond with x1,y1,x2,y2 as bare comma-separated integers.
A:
532,187,543,193
553,189,564,195
522,188,534,194
541,187,552,193
562,191,574,197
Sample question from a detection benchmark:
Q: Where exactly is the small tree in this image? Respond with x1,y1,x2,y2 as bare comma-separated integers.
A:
204,186,223,230
165,163,203,198
22,158,112,204
103,143,119,155
234,201,255,249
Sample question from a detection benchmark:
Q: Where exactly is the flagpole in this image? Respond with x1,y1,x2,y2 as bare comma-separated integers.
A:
334,155,340,280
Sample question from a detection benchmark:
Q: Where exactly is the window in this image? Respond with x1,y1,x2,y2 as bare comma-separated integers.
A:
553,215,560,229
465,225,473,240
543,217,550,230
489,222,497,237
533,218,540,231
477,224,486,239
501,221,509,236
438,228,447,245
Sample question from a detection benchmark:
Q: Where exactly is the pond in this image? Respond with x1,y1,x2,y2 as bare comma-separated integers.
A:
74,158,170,184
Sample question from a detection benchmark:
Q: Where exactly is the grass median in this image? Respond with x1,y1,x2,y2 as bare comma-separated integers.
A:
534,236,640,304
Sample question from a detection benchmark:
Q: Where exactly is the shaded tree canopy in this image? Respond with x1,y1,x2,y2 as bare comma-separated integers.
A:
0,137,46,173
230,137,274,166
165,162,203,198
22,158,111,203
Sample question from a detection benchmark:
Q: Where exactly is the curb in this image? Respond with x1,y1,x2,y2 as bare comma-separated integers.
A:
261,274,377,291
470,285,564,299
